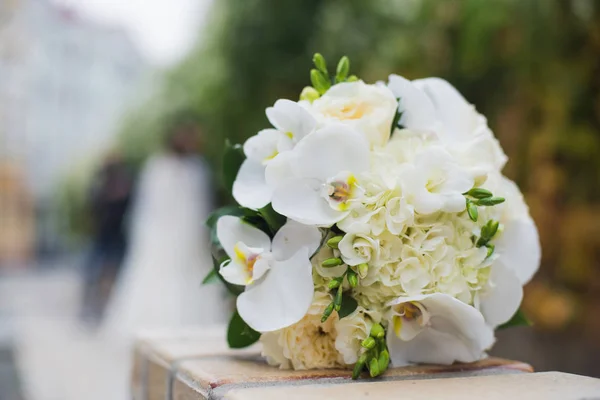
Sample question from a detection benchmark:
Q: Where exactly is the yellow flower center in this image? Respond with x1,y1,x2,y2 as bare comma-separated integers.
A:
326,174,357,211
324,101,372,121
393,302,424,337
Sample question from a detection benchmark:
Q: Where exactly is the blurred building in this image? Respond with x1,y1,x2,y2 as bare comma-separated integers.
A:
0,0,147,256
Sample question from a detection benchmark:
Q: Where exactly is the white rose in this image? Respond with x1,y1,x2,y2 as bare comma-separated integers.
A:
338,233,380,266
259,291,344,370
311,81,398,147
334,307,381,364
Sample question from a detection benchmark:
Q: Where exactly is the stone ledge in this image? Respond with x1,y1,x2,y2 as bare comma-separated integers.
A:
222,372,600,400
132,327,537,400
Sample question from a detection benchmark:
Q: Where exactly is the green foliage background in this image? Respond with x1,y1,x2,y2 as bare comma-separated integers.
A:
61,0,600,375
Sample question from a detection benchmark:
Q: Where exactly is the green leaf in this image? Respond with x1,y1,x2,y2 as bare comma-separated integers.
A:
498,308,532,329
337,293,358,319
222,140,245,193
206,205,247,230
201,269,220,285
227,310,261,348
258,203,286,235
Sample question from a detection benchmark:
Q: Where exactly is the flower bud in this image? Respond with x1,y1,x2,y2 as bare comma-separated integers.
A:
312,53,328,74
347,269,358,288
465,188,493,199
310,69,331,94
321,302,334,323
322,257,343,268
357,263,369,279
361,336,376,350
369,357,380,377
476,197,505,206
336,56,350,82
378,349,390,372
486,244,495,258
467,201,479,222
352,353,368,380
486,220,500,239
334,285,344,311
370,323,385,339
328,277,343,289
346,75,359,82
299,86,320,103
326,235,344,249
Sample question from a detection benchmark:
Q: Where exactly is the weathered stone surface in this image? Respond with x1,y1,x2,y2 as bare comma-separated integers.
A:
131,327,257,400
223,371,600,400
134,328,599,400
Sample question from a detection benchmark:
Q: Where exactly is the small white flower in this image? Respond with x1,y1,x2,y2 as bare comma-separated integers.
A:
311,81,398,147
216,216,321,332
233,99,316,209
334,307,381,364
386,293,495,366
385,196,414,235
271,124,370,226
401,146,474,214
338,233,380,266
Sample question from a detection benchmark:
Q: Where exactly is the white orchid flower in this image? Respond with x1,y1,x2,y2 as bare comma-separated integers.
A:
387,75,507,173
401,146,474,214
216,215,321,332
266,99,317,151
271,124,371,226
386,293,495,366
233,99,316,210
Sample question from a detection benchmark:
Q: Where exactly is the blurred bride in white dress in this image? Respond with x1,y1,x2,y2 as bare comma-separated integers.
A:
103,121,227,338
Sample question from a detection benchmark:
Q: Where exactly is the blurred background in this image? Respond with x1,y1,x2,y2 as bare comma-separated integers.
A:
1,0,599,398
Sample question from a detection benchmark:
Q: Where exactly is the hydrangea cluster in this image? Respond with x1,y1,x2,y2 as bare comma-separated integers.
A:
207,54,540,379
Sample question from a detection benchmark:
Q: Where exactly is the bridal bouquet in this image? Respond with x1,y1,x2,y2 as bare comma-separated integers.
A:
205,53,540,379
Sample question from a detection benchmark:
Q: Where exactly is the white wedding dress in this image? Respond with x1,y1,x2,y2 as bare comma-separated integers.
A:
103,153,228,338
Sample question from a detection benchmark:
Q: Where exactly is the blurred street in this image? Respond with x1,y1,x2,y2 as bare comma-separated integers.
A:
0,257,130,400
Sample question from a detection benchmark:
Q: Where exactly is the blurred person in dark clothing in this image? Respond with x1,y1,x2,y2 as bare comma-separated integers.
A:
80,151,134,325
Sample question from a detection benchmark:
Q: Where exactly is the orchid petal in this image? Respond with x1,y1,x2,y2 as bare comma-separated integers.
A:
265,151,295,189
387,293,494,366
237,249,314,332
412,77,476,139
292,124,370,181
243,129,281,164
479,263,523,327
232,159,272,210
219,259,249,286
494,217,541,285
216,216,271,260
387,74,438,132
272,178,346,226
266,99,316,141
272,220,322,260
